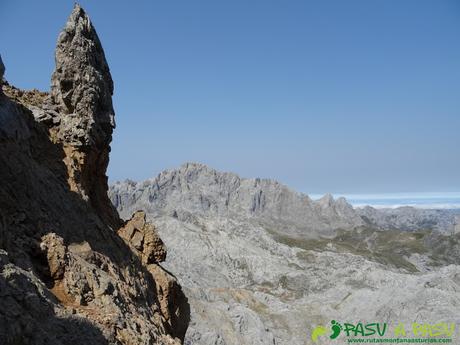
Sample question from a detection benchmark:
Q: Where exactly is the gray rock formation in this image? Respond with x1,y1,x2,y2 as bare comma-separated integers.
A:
111,162,365,239
110,163,460,345
0,5,188,345
46,4,118,226
50,4,114,148
358,206,459,233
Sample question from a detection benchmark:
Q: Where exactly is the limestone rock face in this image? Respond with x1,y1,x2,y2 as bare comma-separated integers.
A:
50,4,114,148
358,206,459,233
118,211,189,340
110,164,460,345
110,162,365,239
118,211,167,265
47,4,117,227
0,5,188,345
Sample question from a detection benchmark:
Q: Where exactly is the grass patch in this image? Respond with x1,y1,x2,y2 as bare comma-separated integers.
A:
269,227,432,273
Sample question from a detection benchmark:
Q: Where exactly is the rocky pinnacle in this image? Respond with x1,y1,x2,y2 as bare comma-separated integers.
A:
48,4,119,226
0,5,189,344
51,3,115,148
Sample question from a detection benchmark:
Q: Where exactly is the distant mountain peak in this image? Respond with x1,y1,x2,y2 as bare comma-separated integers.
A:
318,193,334,207
110,163,364,237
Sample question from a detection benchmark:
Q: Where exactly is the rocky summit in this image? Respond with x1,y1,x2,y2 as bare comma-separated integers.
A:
111,162,365,239
0,5,189,345
110,163,460,345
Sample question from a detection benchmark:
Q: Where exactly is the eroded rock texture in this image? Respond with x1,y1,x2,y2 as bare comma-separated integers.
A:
110,164,460,345
48,4,118,228
118,211,167,265
0,4,189,345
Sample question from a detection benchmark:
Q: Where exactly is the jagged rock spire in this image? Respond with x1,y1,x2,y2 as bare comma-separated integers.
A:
48,4,119,228
51,3,115,148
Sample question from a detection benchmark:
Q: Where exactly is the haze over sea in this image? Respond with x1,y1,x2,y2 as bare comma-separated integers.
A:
311,192,460,210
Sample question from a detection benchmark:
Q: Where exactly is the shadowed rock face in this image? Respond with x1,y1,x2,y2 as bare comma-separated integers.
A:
0,4,189,345
0,55,4,86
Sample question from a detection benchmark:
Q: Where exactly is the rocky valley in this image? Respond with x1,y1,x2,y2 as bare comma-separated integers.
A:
110,163,460,345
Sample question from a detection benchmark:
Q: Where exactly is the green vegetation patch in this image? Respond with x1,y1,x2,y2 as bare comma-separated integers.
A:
270,227,433,273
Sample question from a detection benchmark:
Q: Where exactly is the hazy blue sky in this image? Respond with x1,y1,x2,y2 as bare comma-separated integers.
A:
1,1,459,194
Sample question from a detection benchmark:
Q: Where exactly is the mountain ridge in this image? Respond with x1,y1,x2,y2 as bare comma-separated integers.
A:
110,162,457,235
109,162,460,345
111,162,365,239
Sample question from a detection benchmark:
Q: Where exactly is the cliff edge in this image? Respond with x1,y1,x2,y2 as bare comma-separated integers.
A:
0,4,189,345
